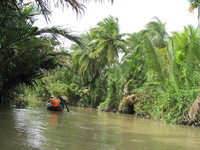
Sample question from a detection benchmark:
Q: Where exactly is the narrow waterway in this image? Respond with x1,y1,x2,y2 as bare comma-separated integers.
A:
0,103,200,150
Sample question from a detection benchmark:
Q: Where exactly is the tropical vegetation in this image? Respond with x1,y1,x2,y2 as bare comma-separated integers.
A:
1,0,200,126
32,16,200,125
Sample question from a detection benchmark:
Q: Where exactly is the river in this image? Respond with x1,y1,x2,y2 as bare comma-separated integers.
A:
0,103,200,150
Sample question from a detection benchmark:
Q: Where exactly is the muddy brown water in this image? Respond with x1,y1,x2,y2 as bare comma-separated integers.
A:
0,103,200,150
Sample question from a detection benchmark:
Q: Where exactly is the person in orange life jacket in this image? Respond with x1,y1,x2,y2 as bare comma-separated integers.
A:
50,96,59,107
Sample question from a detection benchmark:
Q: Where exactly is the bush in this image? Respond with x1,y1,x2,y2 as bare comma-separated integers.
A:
134,84,199,124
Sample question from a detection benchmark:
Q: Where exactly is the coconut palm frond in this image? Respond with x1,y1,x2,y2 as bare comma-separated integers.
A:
169,25,200,88
143,35,165,82
91,40,107,58
34,0,51,21
79,54,90,74
166,39,180,93
64,0,85,14
36,26,83,47
189,2,199,12
1,23,38,50
188,0,200,28
145,17,167,48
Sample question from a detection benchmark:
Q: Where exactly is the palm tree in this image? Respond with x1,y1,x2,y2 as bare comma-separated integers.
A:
71,33,97,82
2,0,114,21
170,25,200,88
143,17,168,49
0,4,82,106
121,32,146,89
189,0,200,28
143,35,166,83
166,38,181,93
69,16,126,107
90,16,126,65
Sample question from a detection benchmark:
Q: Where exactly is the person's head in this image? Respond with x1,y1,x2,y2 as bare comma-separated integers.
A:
50,96,54,100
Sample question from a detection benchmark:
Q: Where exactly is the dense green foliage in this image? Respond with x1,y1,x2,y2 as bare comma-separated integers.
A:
36,16,200,125
1,0,200,126
0,1,81,106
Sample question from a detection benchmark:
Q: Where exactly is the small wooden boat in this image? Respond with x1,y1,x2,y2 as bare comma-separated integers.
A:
46,95,70,112
46,103,64,111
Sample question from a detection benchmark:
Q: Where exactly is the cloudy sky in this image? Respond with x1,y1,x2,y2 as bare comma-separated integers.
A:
35,0,198,46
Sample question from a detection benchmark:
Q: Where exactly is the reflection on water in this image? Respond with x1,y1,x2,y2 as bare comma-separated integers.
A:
14,109,47,149
1,104,200,150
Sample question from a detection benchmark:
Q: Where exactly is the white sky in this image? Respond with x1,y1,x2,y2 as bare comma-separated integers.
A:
35,0,198,46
